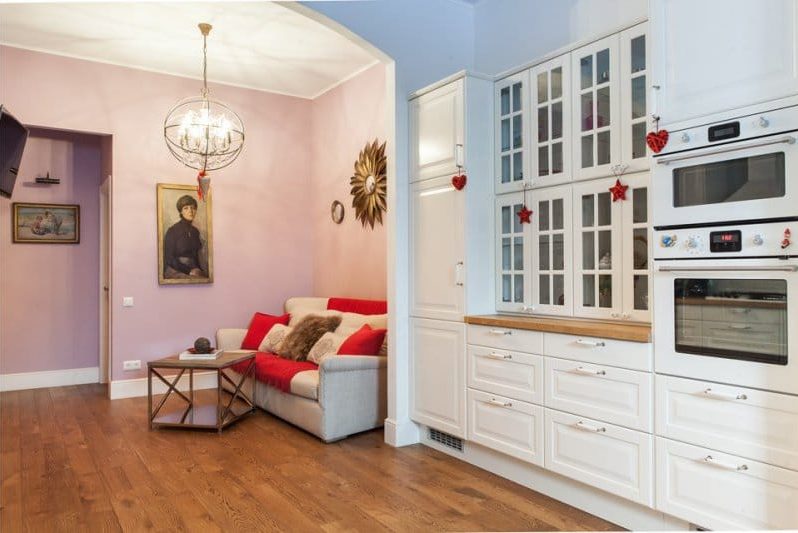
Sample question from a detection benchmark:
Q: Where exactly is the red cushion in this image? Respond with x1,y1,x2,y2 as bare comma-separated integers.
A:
232,352,318,393
337,324,387,356
327,297,387,315
240,312,290,350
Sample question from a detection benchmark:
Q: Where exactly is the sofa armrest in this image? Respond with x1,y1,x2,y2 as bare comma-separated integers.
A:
320,355,387,373
216,328,247,351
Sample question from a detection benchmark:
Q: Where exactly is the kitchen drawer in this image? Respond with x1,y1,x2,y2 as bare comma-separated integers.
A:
467,324,544,354
656,437,798,531
545,409,653,506
467,345,543,404
656,375,798,471
543,333,652,371
545,357,652,431
468,389,544,466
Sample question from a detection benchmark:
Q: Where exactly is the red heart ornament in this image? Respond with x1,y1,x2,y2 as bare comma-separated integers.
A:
646,129,669,154
452,174,467,190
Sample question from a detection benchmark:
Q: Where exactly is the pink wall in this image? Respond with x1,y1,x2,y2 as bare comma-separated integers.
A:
0,129,103,374
310,64,387,299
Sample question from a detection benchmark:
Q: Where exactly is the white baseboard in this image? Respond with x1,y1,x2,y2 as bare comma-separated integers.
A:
109,371,218,399
0,366,100,392
384,417,420,447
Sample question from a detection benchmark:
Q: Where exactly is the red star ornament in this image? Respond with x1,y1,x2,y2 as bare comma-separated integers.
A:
517,205,533,224
609,179,629,202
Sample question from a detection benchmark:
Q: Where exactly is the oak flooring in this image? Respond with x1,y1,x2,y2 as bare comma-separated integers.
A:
1,384,620,532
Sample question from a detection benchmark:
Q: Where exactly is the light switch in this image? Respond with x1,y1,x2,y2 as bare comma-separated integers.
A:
122,297,134,307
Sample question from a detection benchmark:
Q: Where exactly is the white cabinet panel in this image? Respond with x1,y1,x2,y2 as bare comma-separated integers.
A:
619,172,651,323
656,437,798,530
545,357,652,431
468,389,544,465
495,192,531,313
545,409,653,506
410,318,466,437
468,344,543,404
530,55,572,187
467,324,544,354
495,72,530,194
619,23,651,173
544,332,652,372
656,375,798,471
410,78,464,181
530,184,573,316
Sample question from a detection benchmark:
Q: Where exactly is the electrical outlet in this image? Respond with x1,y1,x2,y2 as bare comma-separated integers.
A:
123,360,141,371
122,297,134,307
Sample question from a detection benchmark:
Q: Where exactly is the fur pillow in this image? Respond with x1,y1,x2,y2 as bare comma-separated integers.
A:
278,314,342,361
258,324,292,353
306,331,347,364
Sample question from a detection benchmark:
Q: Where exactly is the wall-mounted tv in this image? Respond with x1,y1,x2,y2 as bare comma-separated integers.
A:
0,105,29,199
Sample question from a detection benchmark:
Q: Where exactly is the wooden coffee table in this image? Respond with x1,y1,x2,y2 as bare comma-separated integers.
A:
147,351,256,433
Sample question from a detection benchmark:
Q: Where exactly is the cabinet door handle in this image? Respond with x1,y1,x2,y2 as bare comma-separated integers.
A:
455,261,464,287
455,143,464,167
488,329,513,336
702,455,748,472
574,421,606,433
484,352,512,360
484,398,512,408
576,339,606,347
727,325,752,330
700,388,748,401
571,366,607,376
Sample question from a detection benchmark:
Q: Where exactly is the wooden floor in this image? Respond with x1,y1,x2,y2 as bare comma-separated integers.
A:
1,384,619,532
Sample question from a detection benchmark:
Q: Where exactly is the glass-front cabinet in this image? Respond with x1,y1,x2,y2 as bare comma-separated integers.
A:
495,72,529,194
495,193,531,312
531,185,573,316
530,56,571,187
620,22,650,173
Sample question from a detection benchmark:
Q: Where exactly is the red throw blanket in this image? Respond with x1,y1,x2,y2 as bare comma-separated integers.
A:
233,352,318,393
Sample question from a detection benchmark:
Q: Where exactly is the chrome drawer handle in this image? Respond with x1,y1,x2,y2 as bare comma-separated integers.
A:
701,388,748,401
484,398,512,408
576,339,606,347
703,455,748,472
574,421,606,433
484,352,512,360
488,329,513,336
571,366,607,376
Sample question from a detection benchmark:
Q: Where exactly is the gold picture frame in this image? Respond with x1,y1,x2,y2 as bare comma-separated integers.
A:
350,139,387,228
12,202,80,244
157,183,213,285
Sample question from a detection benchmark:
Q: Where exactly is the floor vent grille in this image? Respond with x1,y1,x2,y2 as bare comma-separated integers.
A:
429,428,464,452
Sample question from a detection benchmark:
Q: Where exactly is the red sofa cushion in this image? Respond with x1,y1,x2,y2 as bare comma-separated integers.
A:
338,324,387,356
327,297,387,315
240,312,290,350
233,352,317,393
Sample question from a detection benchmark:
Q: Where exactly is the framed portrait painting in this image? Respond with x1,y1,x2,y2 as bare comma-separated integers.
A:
12,203,80,244
157,183,213,285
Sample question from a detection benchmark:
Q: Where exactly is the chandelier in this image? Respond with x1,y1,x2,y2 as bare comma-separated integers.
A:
163,23,244,197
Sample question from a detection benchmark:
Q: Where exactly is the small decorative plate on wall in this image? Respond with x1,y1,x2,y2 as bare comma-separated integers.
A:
331,200,345,224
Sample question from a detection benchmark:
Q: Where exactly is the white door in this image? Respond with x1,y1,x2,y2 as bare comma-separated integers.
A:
495,72,530,194
410,176,465,321
495,192,531,313
410,318,466,437
530,55,571,188
619,22,651,173
620,172,651,322
410,79,464,181
530,185,572,316
651,0,798,128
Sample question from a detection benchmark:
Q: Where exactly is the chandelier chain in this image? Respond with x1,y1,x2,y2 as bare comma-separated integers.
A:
201,31,208,98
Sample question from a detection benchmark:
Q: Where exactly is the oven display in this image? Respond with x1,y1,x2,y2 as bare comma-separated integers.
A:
710,230,742,252
708,121,740,142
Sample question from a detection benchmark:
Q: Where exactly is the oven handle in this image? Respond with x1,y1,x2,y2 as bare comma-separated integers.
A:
655,135,796,165
657,265,798,273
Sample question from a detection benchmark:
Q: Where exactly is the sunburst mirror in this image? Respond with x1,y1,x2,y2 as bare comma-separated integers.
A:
350,139,387,229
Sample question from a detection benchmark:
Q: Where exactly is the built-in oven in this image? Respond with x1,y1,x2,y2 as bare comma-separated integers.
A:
654,222,798,394
652,106,798,228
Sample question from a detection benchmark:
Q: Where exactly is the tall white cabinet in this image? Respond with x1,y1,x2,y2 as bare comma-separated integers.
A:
409,73,493,438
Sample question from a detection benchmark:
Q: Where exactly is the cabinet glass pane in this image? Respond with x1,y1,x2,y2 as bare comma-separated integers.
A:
633,228,648,269
597,48,610,84
540,275,550,305
538,146,549,176
552,199,564,230
513,204,524,232
513,115,522,149
538,106,549,142
501,119,510,151
633,274,648,310
552,143,563,174
553,275,564,306
597,87,611,127
537,72,548,103
539,234,550,270
501,87,510,115
598,230,612,269
551,67,563,99
599,275,612,307
514,274,524,302
502,205,511,233
597,131,611,165
552,102,563,139
632,122,647,159
582,232,595,269
539,201,550,231
501,155,511,183
512,82,522,112
631,35,646,73
581,93,594,131
582,195,594,227
514,237,524,270
633,187,647,223
598,192,611,226
553,233,564,270
580,56,593,90
503,275,511,302
513,152,523,181
502,237,511,269
631,76,646,119
583,275,596,307
581,136,594,168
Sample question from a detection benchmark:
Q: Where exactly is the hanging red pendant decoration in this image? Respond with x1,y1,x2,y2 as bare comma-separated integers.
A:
197,169,210,201
517,205,533,224
452,173,467,191
609,179,629,202
646,129,669,153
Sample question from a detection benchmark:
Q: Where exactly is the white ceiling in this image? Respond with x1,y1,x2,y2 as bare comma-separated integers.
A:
0,2,381,99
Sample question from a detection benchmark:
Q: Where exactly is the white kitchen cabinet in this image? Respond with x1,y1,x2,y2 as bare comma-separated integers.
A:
494,72,529,194
410,318,466,437
530,184,572,316
495,192,531,312
467,344,544,405
619,22,651,173
409,78,464,181
530,55,571,187
651,0,798,129
468,389,544,466
620,173,650,322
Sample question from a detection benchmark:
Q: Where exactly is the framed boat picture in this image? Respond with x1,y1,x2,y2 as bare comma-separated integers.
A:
12,203,80,244
157,183,213,285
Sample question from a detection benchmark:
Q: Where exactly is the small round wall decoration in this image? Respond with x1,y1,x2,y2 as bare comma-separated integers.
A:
331,200,345,224
350,139,387,229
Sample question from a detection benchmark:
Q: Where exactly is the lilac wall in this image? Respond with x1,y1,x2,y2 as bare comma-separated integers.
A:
0,130,102,374
310,64,387,300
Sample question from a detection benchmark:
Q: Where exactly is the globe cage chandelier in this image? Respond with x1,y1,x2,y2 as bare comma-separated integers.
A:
163,23,245,199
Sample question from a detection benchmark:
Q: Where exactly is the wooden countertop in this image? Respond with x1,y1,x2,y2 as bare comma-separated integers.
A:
465,315,652,343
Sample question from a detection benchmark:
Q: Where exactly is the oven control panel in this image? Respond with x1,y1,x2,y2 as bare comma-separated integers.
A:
654,222,794,259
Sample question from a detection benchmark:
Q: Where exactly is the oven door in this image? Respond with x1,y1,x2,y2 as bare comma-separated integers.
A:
654,258,798,394
652,134,798,228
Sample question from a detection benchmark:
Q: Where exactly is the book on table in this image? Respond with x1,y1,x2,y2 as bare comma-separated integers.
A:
179,349,222,360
